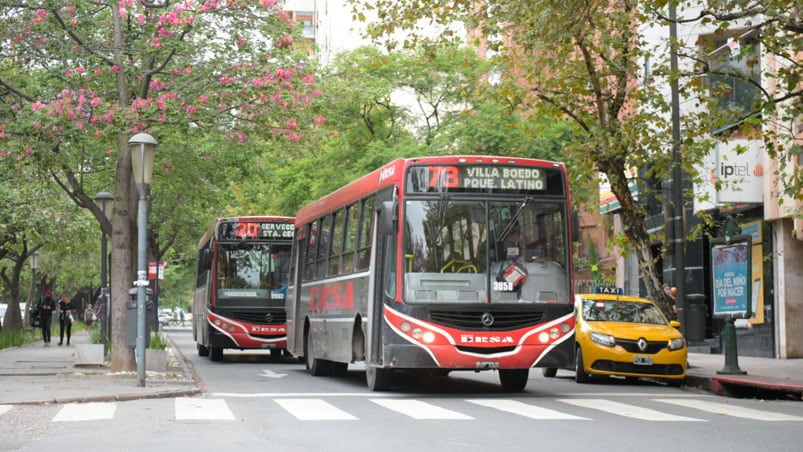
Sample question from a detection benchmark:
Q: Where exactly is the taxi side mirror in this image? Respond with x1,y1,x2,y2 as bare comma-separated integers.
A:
669,320,681,329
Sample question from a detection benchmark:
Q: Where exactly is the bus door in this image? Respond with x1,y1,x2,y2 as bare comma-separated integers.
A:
367,198,399,363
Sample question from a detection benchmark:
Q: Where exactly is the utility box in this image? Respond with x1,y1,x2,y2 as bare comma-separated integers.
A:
686,293,706,343
126,288,153,348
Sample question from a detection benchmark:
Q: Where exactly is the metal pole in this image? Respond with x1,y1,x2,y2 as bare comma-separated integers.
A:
669,5,687,337
100,231,109,345
136,191,148,386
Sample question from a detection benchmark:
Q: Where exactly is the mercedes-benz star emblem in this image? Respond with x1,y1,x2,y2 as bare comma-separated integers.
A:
637,338,647,352
264,313,273,323
481,312,495,327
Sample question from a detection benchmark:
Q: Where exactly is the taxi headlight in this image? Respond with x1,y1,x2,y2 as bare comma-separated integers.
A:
669,337,686,350
590,332,615,347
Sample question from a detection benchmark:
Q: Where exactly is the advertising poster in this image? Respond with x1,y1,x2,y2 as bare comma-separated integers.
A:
711,238,752,318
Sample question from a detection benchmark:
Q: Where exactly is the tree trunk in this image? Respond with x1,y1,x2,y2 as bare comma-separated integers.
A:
603,161,676,317
110,133,137,372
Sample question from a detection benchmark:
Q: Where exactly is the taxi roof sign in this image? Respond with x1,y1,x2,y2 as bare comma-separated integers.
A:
594,286,624,295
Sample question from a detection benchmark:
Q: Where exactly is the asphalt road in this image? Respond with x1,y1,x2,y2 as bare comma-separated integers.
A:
2,329,801,452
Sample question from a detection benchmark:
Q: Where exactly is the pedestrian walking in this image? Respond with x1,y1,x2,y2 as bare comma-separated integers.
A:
57,293,75,346
179,309,185,326
84,303,95,327
37,289,57,345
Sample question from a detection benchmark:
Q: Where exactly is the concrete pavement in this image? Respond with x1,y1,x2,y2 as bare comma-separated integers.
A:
0,329,200,405
1,329,801,405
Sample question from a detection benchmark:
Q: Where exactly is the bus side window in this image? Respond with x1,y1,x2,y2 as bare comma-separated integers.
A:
303,222,316,282
342,203,357,274
329,209,344,276
356,197,374,271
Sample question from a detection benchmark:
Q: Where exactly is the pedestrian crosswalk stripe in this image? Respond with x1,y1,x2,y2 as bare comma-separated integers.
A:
0,405,12,417
557,398,706,422
656,399,803,421
370,399,473,420
175,398,235,421
466,399,589,420
53,402,116,422
274,398,357,420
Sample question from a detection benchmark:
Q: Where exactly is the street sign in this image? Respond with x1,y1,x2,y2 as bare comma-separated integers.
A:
148,261,166,281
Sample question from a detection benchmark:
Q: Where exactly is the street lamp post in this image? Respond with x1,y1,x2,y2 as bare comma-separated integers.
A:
94,191,114,345
128,132,157,387
29,250,39,328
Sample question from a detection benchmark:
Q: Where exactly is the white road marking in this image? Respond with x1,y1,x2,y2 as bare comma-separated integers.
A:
53,402,117,422
274,398,357,420
175,398,235,421
558,398,706,422
370,399,473,420
467,399,589,420
0,405,12,416
657,399,803,421
259,369,287,379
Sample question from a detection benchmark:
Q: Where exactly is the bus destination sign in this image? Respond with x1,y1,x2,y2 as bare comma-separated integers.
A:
406,165,548,193
218,221,294,240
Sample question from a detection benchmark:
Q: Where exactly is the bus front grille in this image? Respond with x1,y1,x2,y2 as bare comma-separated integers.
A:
229,311,287,325
429,310,545,330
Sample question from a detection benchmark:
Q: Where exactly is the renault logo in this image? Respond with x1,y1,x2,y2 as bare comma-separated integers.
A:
481,312,495,327
637,338,647,352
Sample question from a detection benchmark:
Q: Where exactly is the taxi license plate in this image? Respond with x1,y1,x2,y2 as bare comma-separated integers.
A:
633,355,652,365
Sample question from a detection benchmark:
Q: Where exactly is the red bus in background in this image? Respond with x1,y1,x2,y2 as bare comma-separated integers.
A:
193,216,294,361
287,156,576,391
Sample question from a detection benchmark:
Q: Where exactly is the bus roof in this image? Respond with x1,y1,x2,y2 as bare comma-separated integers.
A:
294,155,566,226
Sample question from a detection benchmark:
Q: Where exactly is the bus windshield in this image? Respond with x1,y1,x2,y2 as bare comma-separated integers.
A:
403,198,569,304
217,243,291,296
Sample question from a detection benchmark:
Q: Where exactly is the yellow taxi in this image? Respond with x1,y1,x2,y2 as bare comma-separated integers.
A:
571,293,687,386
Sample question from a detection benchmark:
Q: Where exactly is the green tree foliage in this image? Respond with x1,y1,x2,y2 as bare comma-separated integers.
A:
348,0,801,313
0,1,321,371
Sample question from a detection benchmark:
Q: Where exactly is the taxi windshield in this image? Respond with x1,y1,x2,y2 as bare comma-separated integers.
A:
581,299,667,325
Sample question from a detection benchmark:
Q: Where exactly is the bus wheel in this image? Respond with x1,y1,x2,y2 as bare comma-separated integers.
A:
329,361,348,376
270,348,282,360
197,343,209,357
305,328,328,376
575,347,591,383
499,369,529,392
366,366,391,391
210,347,223,362
542,367,558,378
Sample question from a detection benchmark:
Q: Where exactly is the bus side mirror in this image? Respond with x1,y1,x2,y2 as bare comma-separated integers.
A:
378,200,397,234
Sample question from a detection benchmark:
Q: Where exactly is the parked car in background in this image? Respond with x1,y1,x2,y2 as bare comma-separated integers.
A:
544,293,687,386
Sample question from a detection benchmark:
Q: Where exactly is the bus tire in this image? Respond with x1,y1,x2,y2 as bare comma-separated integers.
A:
575,347,591,383
270,348,282,360
305,328,328,376
329,361,348,376
499,369,529,392
197,343,209,357
542,367,558,378
366,366,391,391
210,346,223,362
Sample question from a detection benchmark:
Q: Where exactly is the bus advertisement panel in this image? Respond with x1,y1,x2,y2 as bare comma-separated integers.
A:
287,156,576,391
193,216,294,361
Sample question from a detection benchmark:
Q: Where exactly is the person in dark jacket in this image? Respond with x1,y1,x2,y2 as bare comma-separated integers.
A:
57,293,75,346
37,289,57,345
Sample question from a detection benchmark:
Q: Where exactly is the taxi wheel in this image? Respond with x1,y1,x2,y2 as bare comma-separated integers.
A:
575,348,591,383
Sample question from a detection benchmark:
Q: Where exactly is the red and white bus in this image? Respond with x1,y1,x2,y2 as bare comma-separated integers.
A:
193,216,294,361
287,156,576,391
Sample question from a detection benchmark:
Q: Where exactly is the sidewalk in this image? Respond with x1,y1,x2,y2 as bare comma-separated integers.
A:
0,329,201,405
685,352,803,400
1,330,801,404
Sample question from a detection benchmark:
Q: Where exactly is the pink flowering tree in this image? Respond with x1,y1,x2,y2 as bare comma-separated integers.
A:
0,1,322,371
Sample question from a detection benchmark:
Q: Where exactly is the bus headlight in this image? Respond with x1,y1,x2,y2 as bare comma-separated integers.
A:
422,331,436,343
